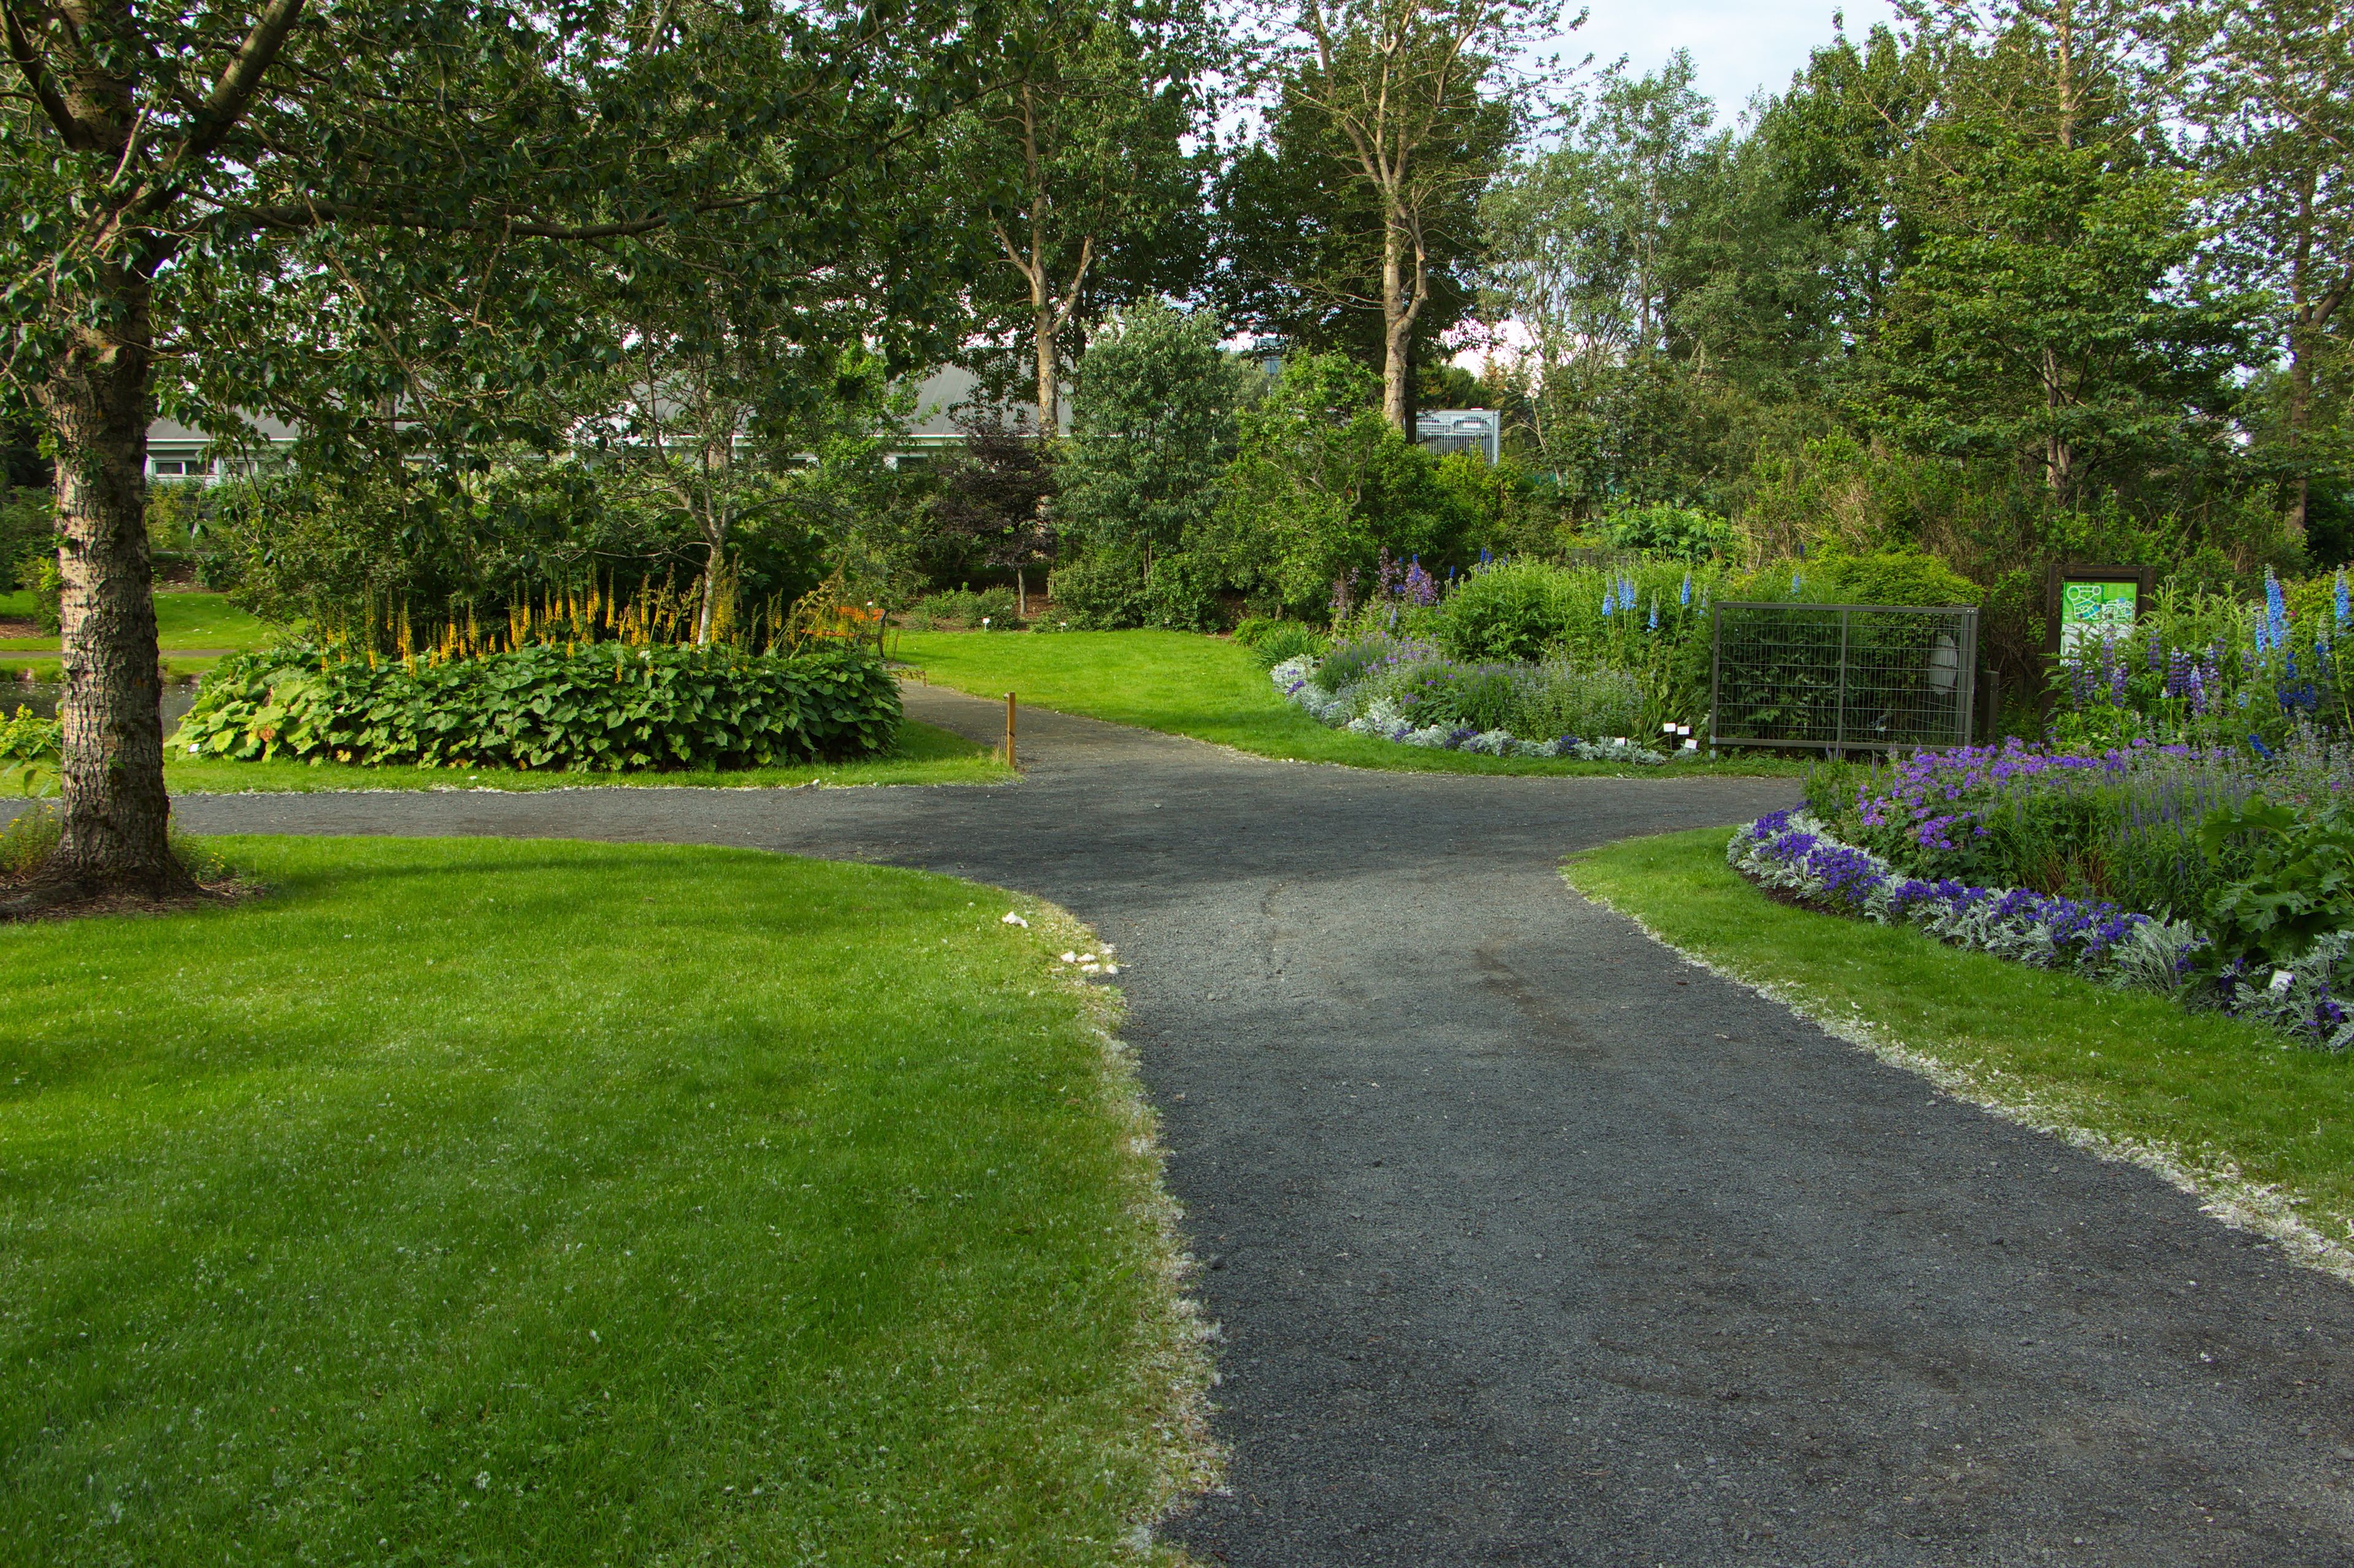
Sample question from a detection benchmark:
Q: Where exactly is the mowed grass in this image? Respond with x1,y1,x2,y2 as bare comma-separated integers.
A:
1567,828,2354,1250
161,717,1012,793
894,628,1802,777
0,837,1209,1564
0,588,277,652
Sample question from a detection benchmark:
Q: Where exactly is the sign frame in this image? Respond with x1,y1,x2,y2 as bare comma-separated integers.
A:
2045,562,2156,666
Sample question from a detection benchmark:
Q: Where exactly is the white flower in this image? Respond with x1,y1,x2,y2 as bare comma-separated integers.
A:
1000,911,1028,927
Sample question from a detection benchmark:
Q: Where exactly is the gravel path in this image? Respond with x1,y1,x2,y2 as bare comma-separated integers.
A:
141,685,2354,1562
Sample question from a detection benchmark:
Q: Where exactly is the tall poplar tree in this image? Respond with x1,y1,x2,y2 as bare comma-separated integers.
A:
1265,0,1559,428
2196,0,2354,535
946,0,1220,438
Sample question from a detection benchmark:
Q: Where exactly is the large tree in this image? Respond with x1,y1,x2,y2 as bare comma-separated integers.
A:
0,0,1003,898
2195,0,2354,536
1258,0,1557,428
945,0,1220,437
1213,75,1495,421
1865,0,2247,508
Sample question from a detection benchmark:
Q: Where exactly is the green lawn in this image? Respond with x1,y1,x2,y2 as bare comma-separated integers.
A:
0,588,278,652
895,628,1802,776
161,717,1011,793
1567,828,2354,1269
0,837,1213,1562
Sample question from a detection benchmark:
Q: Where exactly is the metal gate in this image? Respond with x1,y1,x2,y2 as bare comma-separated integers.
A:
1710,602,1978,754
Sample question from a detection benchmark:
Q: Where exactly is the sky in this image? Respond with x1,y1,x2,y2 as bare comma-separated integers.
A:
1556,0,1903,125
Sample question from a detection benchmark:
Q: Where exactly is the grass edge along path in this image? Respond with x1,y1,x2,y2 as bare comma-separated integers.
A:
1565,827,2354,1288
894,628,1803,778
156,717,1011,794
0,837,1217,1562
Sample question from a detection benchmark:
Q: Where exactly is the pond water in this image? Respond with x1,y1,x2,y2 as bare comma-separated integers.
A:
6,682,201,731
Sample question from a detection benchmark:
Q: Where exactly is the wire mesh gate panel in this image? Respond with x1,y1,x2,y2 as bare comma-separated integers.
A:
1710,602,1978,753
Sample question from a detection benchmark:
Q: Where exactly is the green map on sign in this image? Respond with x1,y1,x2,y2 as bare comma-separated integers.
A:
2060,579,2138,656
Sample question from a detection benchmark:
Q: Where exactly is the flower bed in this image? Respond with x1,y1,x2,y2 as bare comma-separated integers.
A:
1270,652,1672,763
177,641,900,771
1730,810,2354,1051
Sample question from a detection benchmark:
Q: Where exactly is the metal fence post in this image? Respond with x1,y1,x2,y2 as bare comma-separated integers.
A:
1708,601,1724,752
1959,608,1979,746
1834,607,1851,756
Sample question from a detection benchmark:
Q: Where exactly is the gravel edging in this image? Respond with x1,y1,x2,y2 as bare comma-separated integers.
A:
1571,869,2354,1289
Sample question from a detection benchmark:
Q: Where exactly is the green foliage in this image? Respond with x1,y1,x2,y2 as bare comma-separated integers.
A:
905,586,1019,631
1048,546,1222,632
1591,503,1737,560
1369,657,1645,741
1813,549,1982,607
0,801,59,876
1235,619,1328,669
176,643,899,772
1058,300,1241,558
1433,450,1553,557
2201,796,2354,967
1436,557,1560,661
1049,546,1151,630
29,556,61,634
1209,353,1463,617
0,487,52,593
0,705,60,763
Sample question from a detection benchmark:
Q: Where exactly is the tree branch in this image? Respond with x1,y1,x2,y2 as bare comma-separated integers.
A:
184,0,305,161
3,0,96,149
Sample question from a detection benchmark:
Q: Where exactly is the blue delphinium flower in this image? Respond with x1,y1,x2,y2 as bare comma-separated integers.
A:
2337,568,2350,628
1648,600,1660,631
1601,587,1615,616
1679,571,1693,607
1792,570,1804,596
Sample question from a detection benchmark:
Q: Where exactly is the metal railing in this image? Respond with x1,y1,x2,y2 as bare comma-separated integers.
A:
1710,602,1978,754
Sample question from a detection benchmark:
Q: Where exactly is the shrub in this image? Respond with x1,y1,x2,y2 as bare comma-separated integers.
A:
31,555,62,633
1591,503,1735,561
1049,547,1150,630
1434,558,1559,661
1,705,60,761
1059,300,1240,562
1208,353,1461,618
1143,554,1224,632
0,487,53,592
1049,547,1221,631
1816,549,1981,608
177,642,899,771
1237,620,1327,669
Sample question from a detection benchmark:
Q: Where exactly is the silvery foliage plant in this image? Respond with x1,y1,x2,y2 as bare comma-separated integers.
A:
1268,656,1665,764
1729,811,2354,1052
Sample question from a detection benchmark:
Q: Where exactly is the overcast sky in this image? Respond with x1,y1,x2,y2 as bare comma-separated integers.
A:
1556,0,1903,124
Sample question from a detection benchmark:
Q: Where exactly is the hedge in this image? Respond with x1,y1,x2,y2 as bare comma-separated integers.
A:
175,642,900,771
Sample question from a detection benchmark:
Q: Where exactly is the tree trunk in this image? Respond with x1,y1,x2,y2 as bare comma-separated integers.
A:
697,530,723,645
1381,219,1413,431
2287,337,2313,536
1035,302,1059,440
37,264,185,896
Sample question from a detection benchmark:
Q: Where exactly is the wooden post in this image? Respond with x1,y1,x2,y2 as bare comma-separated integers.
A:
1005,691,1017,769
